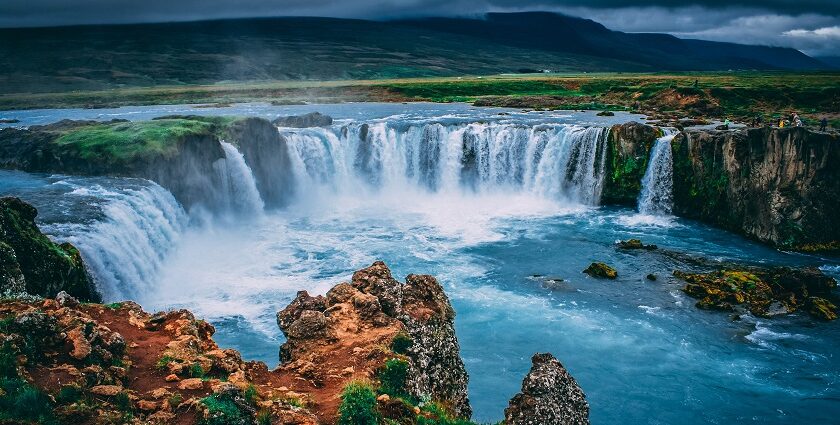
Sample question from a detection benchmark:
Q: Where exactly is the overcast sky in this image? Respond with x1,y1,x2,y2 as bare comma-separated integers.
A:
2,0,838,56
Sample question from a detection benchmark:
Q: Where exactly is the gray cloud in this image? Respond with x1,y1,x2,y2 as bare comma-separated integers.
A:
1,1,838,56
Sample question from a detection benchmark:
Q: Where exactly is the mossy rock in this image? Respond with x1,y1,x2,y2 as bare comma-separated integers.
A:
583,262,618,279
0,197,99,301
808,297,838,321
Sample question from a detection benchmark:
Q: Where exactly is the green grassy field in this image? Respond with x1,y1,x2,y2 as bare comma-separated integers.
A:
2,72,838,126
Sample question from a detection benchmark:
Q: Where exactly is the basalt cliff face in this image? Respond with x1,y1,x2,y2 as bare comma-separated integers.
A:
602,122,661,205
671,127,840,250
605,124,840,251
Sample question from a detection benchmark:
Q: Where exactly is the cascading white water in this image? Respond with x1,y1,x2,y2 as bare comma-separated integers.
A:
219,141,265,214
280,122,609,205
42,181,188,301
638,129,676,215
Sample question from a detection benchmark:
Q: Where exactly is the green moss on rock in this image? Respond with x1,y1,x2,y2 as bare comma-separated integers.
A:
0,197,99,301
601,122,660,205
583,262,618,279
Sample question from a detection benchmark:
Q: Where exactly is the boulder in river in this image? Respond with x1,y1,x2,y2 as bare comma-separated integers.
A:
617,239,658,250
675,267,837,320
583,262,618,279
272,112,333,128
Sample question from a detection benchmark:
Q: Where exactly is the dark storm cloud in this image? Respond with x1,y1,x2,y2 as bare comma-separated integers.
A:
1,0,838,55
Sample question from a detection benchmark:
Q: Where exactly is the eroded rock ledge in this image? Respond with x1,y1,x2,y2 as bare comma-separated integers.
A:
0,261,590,424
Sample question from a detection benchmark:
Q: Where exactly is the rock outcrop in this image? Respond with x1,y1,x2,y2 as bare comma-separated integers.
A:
225,117,295,208
505,353,590,425
672,127,840,250
0,295,317,425
273,112,333,128
0,197,99,301
277,261,472,420
0,262,590,424
601,122,661,205
675,266,838,320
583,262,618,279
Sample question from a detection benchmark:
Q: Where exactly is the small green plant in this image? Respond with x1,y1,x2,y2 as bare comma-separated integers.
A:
378,358,409,397
57,384,83,404
199,393,248,425
256,410,272,425
244,384,258,405
189,363,205,379
337,380,380,425
168,393,183,408
113,392,132,412
155,355,175,371
390,332,413,355
417,402,478,425
104,302,123,310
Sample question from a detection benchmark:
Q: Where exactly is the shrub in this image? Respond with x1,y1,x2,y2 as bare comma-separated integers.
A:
199,393,249,425
390,332,413,355
337,380,380,425
57,385,83,404
114,392,132,412
244,384,258,405
189,363,205,378
378,358,409,397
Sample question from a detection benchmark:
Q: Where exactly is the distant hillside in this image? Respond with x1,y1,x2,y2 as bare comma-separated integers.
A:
0,12,826,94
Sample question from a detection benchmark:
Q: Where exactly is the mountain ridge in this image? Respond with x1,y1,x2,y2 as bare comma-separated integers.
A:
0,12,828,94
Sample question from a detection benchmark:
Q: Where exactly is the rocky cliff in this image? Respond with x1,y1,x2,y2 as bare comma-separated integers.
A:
277,261,472,421
225,117,295,209
0,263,590,424
601,122,661,205
505,353,590,425
0,197,99,302
0,116,295,212
672,127,840,250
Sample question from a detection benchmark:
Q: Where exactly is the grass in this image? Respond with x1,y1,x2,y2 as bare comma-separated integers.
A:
378,358,409,398
2,72,837,125
54,119,218,162
338,380,380,425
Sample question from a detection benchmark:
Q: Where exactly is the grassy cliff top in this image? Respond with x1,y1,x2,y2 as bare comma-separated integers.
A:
52,116,237,162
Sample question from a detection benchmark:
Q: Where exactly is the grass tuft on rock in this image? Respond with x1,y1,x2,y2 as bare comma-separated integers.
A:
338,380,380,425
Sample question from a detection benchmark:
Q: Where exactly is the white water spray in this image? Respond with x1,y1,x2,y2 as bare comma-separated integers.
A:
638,129,676,215
280,122,610,205
219,141,265,214
43,181,188,301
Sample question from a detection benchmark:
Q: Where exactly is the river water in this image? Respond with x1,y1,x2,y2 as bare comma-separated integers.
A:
1,103,838,424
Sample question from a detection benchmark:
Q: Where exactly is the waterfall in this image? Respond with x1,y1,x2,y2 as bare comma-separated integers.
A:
219,141,265,214
43,181,188,301
279,122,609,205
638,129,676,215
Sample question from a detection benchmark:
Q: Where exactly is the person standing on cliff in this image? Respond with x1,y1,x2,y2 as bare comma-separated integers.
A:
820,117,828,132
793,113,802,127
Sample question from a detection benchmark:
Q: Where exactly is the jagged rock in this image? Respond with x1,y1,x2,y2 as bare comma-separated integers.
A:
0,197,99,301
273,112,333,128
674,267,838,320
583,262,618,279
505,353,589,425
277,261,472,419
596,111,614,116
